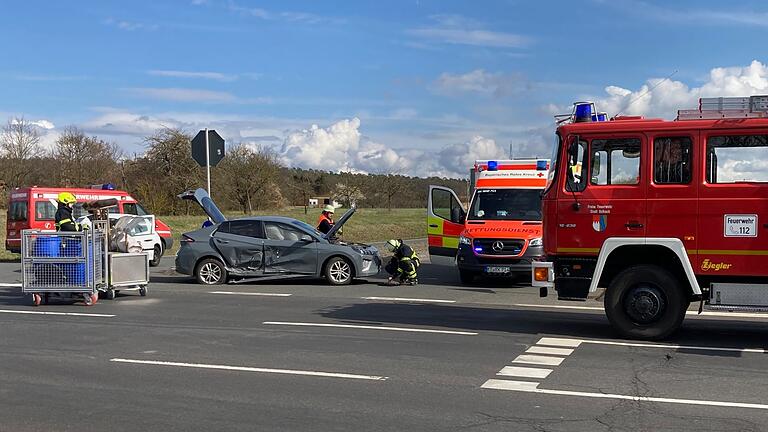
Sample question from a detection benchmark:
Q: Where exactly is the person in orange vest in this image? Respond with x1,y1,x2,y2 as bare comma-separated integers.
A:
317,204,336,234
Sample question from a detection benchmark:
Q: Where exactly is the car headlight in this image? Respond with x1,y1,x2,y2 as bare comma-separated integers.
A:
529,237,543,247
459,235,472,245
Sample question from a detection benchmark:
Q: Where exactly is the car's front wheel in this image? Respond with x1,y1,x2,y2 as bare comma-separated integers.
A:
325,257,353,285
195,258,227,285
149,244,162,267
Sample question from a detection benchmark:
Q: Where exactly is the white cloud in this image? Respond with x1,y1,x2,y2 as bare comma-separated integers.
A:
148,70,239,82
125,87,237,103
103,17,158,31
407,15,530,49
433,69,527,97
603,0,768,28
227,2,342,24
592,60,768,118
81,112,177,137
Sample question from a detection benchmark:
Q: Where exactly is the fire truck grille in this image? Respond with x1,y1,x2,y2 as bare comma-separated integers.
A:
473,238,524,255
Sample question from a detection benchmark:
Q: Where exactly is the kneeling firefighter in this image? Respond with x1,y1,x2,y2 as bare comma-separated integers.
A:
384,239,420,285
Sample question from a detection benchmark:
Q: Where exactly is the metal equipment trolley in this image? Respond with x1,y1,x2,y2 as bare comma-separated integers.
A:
21,227,107,306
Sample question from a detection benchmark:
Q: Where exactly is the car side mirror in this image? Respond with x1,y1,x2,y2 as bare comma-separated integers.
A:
300,234,314,242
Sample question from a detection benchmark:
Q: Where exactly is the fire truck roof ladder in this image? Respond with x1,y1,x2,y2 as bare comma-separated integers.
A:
677,95,768,120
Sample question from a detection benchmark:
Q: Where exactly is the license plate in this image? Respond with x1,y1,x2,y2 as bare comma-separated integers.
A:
485,266,511,274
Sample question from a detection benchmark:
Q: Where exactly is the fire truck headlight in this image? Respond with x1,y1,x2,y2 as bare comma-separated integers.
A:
529,237,543,247
459,235,472,245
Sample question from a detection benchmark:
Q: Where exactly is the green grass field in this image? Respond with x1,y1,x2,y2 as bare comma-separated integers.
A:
1,208,428,260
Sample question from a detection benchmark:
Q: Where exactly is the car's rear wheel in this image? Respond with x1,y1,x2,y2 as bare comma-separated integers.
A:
149,244,162,267
195,258,227,285
325,257,353,285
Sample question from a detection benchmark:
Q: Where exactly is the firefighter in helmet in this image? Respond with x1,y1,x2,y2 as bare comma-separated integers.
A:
384,239,420,285
317,204,336,234
55,192,83,232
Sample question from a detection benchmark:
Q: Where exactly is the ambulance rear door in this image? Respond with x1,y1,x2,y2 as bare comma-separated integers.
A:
427,185,466,259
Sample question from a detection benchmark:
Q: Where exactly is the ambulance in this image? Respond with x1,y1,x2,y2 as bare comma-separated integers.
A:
533,96,768,339
428,159,550,283
5,185,173,266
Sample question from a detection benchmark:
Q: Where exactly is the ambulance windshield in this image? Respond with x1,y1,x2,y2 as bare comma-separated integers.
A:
468,189,542,221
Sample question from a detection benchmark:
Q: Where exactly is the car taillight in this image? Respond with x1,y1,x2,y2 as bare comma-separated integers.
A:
181,234,195,243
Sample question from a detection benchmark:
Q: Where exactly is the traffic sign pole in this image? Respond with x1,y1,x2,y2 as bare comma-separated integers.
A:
205,127,211,198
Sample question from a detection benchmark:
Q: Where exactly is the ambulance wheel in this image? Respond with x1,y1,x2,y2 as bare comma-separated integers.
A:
139,286,148,297
149,245,162,267
105,289,116,300
458,269,475,284
604,265,687,341
195,258,227,285
32,294,42,306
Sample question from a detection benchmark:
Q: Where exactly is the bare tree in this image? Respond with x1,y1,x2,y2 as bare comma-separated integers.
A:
53,126,122,186
0,117,44,188
331,182,365,208
217,144,281,214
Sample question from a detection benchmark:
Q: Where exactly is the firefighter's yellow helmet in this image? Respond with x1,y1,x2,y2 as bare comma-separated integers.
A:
386,239,401,252
57,192,77,205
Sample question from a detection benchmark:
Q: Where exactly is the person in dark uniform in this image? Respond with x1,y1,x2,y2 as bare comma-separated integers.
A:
384,239,420,285
54,192,82,232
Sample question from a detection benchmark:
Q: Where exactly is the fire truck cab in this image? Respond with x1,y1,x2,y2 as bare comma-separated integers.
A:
428,159,549,283
533,96,768,340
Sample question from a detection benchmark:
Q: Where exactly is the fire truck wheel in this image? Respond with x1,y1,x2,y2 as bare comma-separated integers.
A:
458,269,475,284
605,265,687,340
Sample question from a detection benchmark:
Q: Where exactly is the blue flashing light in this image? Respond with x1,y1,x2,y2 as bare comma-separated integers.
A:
574,102,593,123
536,160,548,170
487,160,498,171
474,247,483,253
597,112,608,122
102,183,116,190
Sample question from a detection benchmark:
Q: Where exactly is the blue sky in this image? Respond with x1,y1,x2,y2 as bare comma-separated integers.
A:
1,0,767,176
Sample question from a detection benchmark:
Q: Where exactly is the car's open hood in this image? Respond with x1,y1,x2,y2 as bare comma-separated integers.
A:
178,188,227,224
323,206,355,239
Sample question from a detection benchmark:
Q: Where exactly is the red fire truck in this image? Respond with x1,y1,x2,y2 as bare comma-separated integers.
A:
428,159,549,283
533,96,768,340
6,185,173,266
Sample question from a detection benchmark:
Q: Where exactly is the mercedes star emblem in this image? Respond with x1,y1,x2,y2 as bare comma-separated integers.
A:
492,241,504,252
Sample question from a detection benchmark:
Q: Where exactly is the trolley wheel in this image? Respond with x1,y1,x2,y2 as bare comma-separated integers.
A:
139,286,148,297
83,292,98,306
32,294,42,306
105,289,116,300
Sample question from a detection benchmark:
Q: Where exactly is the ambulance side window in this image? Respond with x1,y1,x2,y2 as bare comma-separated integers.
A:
565,140,587,192
432,189,464,223
590,138,641,186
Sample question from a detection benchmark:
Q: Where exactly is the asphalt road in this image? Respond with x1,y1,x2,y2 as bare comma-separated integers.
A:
1,259,767,431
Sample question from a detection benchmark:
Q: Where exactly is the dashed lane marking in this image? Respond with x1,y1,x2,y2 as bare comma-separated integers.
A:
110,358,388,381
525,346,574,356
481,379,768,411
361,296,456,304
497,366,553,379
512,354,565,366
0,283,21,287
263,321,477,335
0,309,114,318
209,291,292,297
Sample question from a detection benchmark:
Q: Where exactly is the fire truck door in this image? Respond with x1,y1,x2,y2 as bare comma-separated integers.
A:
428,185,465,258
646,133,698,260
556,136,647,254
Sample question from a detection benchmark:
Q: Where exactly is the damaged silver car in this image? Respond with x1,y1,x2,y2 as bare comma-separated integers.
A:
175,188,381,285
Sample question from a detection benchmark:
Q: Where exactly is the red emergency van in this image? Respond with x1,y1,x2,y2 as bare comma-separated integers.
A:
428,159,549,283
6,185,173,260
533,96,768,339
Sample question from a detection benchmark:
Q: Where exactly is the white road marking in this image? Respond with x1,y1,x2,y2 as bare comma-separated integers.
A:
209,291,292,297
263,321,477,335
575,337,767,354
512,354,565,366
482,379,768,411
0,283,21,287
0,309,114,318
497,366,553,379
512,303,768,319
362,296,456,304
110,358,387,381
537,337,583,348
526,346,574,356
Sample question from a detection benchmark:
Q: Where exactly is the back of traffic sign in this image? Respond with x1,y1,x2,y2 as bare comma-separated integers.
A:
191,129,225,167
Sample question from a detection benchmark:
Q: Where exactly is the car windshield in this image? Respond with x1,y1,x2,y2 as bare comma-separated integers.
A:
468,189,542,221
291,220,322,237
